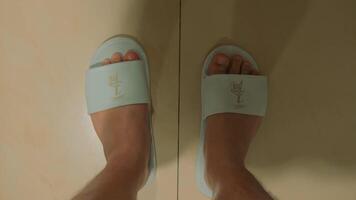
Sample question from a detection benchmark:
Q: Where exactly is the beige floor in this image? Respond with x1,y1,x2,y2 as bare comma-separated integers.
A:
0,0,356,200
179,0,356,200
0,0,179,199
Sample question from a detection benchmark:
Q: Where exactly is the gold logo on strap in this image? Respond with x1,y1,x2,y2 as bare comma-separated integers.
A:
230,80,245,107
108,72,123,99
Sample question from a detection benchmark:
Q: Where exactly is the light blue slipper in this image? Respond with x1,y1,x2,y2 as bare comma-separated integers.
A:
85,35,156,186
196,45,268,197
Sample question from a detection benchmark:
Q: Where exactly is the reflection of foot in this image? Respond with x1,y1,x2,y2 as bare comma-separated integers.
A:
205,53,272,199
91,50,150,188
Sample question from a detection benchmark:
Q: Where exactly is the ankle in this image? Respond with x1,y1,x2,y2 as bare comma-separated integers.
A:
210,167,273,200
205,151,247,186
105,149,150,188
206,164,246,189
106,160,149,190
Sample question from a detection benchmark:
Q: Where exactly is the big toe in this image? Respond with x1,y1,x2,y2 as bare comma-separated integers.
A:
124,50,140,61
241,60,259,75
207,53,230,75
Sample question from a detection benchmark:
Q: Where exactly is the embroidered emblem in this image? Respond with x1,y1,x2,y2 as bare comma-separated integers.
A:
230,80,245,107
108,72,123,99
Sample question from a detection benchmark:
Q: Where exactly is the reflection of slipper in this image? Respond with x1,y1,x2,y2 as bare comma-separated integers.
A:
196,45,268,197
85,35,156,186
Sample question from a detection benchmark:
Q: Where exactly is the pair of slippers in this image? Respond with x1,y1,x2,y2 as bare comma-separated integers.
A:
85,35,267,197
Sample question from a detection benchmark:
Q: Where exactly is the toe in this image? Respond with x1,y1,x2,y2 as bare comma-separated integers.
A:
229,55,243,74
251,68,260,75
241,60,256,75
101,58,112,66
207,53,230,75
111,52,123,63
124,50,140,61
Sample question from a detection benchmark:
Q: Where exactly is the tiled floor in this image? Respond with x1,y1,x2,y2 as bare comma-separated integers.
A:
0,0,356,200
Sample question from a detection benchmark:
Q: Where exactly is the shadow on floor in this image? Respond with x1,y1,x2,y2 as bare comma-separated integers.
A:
133,0,180,167
236,0,356,171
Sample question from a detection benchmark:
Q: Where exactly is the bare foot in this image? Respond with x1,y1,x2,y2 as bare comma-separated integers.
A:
91,50,150,189
205,53,272,199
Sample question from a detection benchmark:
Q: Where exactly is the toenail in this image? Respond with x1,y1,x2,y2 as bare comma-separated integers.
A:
102,58,111,65
124,51,140,60
233,55,242,61
112,52,122,58
216,55,229,65
111,52,122,62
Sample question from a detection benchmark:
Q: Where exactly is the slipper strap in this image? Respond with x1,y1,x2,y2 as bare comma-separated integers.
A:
202,74,267,118
85,60,149,114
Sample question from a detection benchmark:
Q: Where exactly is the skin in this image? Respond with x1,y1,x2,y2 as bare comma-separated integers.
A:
73,50,273,200
205,53,273,200
73,51,150,200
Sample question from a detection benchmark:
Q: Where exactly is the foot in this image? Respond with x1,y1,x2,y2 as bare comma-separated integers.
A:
91,50,150,189
204,53,272,199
